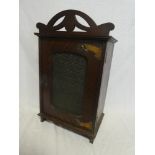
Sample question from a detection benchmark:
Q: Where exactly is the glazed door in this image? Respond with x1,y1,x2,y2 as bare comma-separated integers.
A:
40,38,103,130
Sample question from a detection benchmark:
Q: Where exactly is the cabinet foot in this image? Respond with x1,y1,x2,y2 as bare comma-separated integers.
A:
89,138,94,144
40,117,46,122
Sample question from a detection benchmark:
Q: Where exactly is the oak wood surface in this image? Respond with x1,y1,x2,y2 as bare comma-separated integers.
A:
35,9,117,143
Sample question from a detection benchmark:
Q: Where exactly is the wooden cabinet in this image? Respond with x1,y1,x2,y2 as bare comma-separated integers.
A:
35,10,117,143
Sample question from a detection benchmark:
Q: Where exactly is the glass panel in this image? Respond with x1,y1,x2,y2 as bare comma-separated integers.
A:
51,53,87,115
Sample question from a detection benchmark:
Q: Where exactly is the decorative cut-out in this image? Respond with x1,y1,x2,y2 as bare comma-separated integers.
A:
56,27,66,32
75,15,90,28
53,16,65,27
36,9,115,35
74,27,86,32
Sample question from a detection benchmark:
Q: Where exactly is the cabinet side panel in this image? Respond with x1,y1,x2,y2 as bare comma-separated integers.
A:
39,38,43,114
96,41,114,122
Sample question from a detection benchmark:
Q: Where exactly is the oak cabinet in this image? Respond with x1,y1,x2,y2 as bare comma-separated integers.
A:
35,10,117,143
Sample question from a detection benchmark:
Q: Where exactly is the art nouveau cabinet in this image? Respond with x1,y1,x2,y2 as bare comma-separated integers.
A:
35,10,117,143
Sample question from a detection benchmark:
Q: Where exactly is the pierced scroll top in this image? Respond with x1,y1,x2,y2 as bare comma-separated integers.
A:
36,9,115,36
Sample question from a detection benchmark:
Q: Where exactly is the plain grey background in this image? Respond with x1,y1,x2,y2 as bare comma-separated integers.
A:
20,0,134,155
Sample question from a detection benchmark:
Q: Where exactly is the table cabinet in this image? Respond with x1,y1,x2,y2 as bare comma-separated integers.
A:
35,9,117,143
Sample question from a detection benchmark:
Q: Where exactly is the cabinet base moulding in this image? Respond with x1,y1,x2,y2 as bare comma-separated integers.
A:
38,113,104,143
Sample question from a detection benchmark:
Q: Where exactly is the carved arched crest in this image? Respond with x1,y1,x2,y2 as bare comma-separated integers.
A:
35,10,115,36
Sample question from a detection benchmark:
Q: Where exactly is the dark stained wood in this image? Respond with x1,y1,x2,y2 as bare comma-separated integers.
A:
35,9,114,35
35,9,117,143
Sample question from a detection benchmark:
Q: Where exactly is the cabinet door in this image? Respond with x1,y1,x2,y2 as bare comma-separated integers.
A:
40,39,103,130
